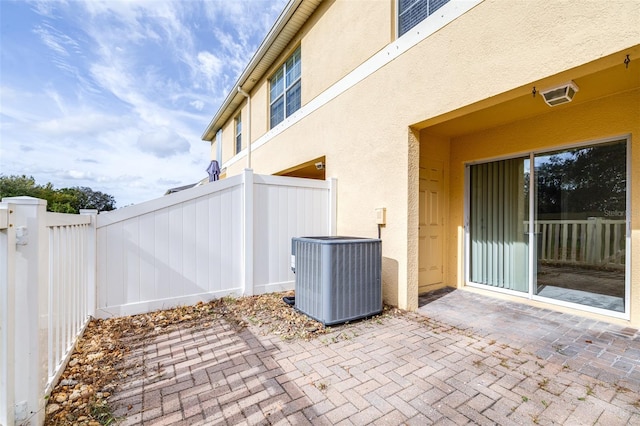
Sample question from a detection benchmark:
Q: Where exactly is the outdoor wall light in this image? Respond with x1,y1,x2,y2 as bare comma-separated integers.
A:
540,81,579,107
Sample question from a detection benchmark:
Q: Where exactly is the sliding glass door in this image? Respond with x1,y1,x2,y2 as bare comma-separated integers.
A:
468,138,628,314
533,140,627,312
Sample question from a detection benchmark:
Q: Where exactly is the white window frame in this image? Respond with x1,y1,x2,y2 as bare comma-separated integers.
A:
397,0,452,38
269,46,301,129
235,113,242,155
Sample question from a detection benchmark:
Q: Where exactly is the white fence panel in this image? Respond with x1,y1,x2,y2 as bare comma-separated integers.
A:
253,175,335,294
95,171,336,318
0,173,335,425
96,175,245,318
46,212,94,394
0,203,16,426
535,218,626,269
0,197,96,426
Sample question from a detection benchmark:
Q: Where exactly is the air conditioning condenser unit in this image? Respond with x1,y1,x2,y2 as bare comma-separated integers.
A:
291,236,382,326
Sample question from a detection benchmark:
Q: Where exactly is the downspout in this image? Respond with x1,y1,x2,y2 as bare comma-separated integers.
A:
237,87,251,169
215,129,222,164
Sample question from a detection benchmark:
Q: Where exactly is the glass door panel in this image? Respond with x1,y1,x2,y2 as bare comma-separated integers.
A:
469,157,529,292
533,140,627,312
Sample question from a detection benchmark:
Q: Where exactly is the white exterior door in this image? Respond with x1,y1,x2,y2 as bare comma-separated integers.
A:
419,160,444,291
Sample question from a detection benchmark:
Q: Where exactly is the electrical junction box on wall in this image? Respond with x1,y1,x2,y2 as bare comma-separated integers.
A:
375,207,386,225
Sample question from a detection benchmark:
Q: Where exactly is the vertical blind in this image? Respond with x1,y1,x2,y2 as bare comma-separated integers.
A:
470,158,529,292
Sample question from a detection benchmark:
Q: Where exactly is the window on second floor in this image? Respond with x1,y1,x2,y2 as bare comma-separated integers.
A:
398,0,450,37
270,46,301,129
235,114,242,154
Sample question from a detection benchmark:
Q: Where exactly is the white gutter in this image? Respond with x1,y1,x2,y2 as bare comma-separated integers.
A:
237,86,251,169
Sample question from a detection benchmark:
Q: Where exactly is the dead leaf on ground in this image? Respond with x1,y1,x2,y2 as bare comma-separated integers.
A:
44,291,400,425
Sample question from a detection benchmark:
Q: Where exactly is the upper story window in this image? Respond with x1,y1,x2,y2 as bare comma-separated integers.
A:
270,46,301,128
398,0,450,37
235,113,242,154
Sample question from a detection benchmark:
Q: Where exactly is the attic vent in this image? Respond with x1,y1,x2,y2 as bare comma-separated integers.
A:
541,81,579,107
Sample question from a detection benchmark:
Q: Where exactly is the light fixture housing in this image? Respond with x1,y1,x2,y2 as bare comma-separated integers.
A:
540,81,579,107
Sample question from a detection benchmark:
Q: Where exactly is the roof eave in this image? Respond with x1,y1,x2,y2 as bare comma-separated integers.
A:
202,0,321,142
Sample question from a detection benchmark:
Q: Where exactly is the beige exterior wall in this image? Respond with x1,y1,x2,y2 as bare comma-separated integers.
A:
303,0,393,99
219,104,245,165
225,0,394,149
251,79,269,141
209,0,640,323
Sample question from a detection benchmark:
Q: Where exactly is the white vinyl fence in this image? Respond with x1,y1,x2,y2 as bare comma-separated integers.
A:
0,197,97,426
96,169,336,317
535,218,626,269
0,170,336,426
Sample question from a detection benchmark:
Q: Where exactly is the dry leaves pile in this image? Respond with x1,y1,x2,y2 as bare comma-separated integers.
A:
44,291,399,425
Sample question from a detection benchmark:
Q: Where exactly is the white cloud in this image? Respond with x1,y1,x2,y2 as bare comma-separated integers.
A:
197,51,222,78
29,0,69,19
44,88,68,115
62,170,92,180
2,0,287,207
32,21,90,88
190,100,204,111
137,128,190,158
33,23,75,56
34,112,127,136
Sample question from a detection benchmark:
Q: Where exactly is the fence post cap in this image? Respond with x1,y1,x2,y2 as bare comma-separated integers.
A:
1,196,47,206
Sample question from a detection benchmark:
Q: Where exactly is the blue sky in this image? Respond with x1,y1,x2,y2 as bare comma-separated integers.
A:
0,0,287,207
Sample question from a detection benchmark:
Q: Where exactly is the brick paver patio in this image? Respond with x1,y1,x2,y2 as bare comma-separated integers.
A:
110,289,640,425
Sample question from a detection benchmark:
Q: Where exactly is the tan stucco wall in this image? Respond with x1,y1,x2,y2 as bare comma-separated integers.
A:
219,104,245,164
246,79,415,308
213,0,640,314
446,89,640,326
303,0,393,99
229,0,394,147
251,80,269,140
